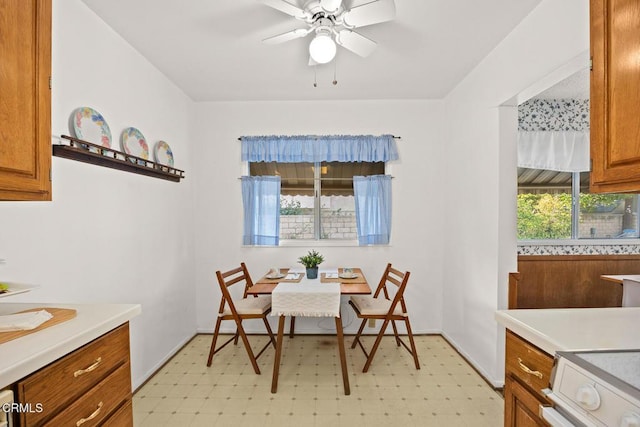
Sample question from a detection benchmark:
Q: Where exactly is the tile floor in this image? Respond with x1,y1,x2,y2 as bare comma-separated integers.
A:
133,334,503,426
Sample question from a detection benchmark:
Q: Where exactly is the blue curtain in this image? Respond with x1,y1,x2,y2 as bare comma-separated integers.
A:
241,176,280,246
241,135,399,163
353,175,392,245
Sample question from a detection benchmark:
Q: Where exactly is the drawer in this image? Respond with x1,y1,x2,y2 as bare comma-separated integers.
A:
505,330,553,400
102,399,133,427
17,323,130,426
43,363,131,427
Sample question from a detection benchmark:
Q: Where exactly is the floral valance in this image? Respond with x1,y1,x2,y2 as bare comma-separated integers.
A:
240,134,399,163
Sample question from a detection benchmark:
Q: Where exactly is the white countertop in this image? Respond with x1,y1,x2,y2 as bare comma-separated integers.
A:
495,307,640,355
0,302,141,388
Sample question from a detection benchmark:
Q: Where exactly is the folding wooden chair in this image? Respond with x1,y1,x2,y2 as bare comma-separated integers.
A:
206,262,276,374
349,263,420,372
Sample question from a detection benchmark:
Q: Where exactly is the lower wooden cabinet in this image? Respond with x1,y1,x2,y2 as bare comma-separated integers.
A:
504,374,550,427
14,323,133,426
504,331,554,427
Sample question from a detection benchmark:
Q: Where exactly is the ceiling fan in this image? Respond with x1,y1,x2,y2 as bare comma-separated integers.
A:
260,0,396,65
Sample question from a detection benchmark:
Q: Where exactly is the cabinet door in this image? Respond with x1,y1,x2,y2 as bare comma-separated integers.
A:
590,0,640,193
504,375,550,427
0,0,51,200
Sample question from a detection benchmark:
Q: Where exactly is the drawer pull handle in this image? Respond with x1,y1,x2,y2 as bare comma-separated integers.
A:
517,357,543,379
76,401,103,426
74,357,102,377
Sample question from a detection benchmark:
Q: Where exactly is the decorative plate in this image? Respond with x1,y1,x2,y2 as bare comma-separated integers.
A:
154,140,174,167
266,273,286,279
71,107,112,147
120,127,149,160
339,273,358,279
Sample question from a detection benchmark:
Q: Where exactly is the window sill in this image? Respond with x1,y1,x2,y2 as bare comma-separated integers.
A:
241,240,392,248
280,240,361,248
518,239,640,246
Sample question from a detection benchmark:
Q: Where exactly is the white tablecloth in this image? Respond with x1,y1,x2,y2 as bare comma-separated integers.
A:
271,280,341,317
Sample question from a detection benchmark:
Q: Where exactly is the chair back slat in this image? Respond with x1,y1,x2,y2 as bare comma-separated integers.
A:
386,275,403,288
220,265,244,278
216,262,254,299
373,263,408,299
388,266,404,278
216,262,256,314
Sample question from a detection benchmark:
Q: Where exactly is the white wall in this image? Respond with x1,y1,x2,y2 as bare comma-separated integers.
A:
0,0,196,389
441,0,589,386
192,100,446,336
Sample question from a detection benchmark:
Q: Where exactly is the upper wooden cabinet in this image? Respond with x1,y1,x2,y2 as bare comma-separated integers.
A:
590,0,640,193
0,0,52,201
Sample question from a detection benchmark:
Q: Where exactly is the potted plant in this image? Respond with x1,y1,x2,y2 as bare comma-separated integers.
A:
298,249,324,279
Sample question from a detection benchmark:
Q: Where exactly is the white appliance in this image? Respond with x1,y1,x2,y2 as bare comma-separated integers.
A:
0,389,14,427
541,350,640,427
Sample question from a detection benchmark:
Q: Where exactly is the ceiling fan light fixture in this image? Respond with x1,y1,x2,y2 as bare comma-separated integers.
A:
309,33,336,64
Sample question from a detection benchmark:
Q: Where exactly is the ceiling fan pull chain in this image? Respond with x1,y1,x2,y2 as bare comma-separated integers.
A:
333,55,338,86
314,65,318,88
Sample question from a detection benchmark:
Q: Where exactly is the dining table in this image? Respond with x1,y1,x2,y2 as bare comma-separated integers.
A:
248,267,372,396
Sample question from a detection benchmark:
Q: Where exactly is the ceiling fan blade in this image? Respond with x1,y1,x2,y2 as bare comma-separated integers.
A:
342,0,396,28
336,30,377,57
320,0,342,13
259,0,308,19
263,28,311,44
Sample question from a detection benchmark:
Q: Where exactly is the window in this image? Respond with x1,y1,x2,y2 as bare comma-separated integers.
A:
249,161,385,240
517,168,640,240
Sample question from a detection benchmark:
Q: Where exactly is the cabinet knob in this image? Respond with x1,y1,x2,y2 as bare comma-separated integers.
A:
620,412,640,427
575,384,600,410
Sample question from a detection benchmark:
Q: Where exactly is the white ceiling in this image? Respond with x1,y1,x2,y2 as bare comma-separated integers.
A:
80,0,543,102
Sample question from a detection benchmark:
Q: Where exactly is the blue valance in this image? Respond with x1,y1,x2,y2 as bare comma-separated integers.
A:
241,135,399,163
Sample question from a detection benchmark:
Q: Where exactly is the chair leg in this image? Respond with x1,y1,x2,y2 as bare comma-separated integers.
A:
233,317,261,374
350,318,367,349
362,318,390,373
391,319,401,347
335,315,350,395
263,317,277,348
404,317,420,370
289,316,295,338
207,316,223,367
271,316,286,394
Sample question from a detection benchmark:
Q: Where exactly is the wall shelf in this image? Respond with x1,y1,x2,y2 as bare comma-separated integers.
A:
54,135,185,182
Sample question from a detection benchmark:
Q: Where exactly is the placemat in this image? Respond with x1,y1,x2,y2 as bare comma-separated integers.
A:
321,268,367,284
257,268,304,284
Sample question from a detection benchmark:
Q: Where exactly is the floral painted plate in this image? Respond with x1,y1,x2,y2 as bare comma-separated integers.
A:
154,140,174,167
120,127,149,163
71,107,112,148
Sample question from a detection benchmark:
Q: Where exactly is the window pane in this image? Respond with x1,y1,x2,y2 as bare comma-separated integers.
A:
578,172,639,238
320,195,356,240
517,168,572,240
280,194,315,240
318,162,381,241
320,161,384,196
250,161,384,241
250,162,315,196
